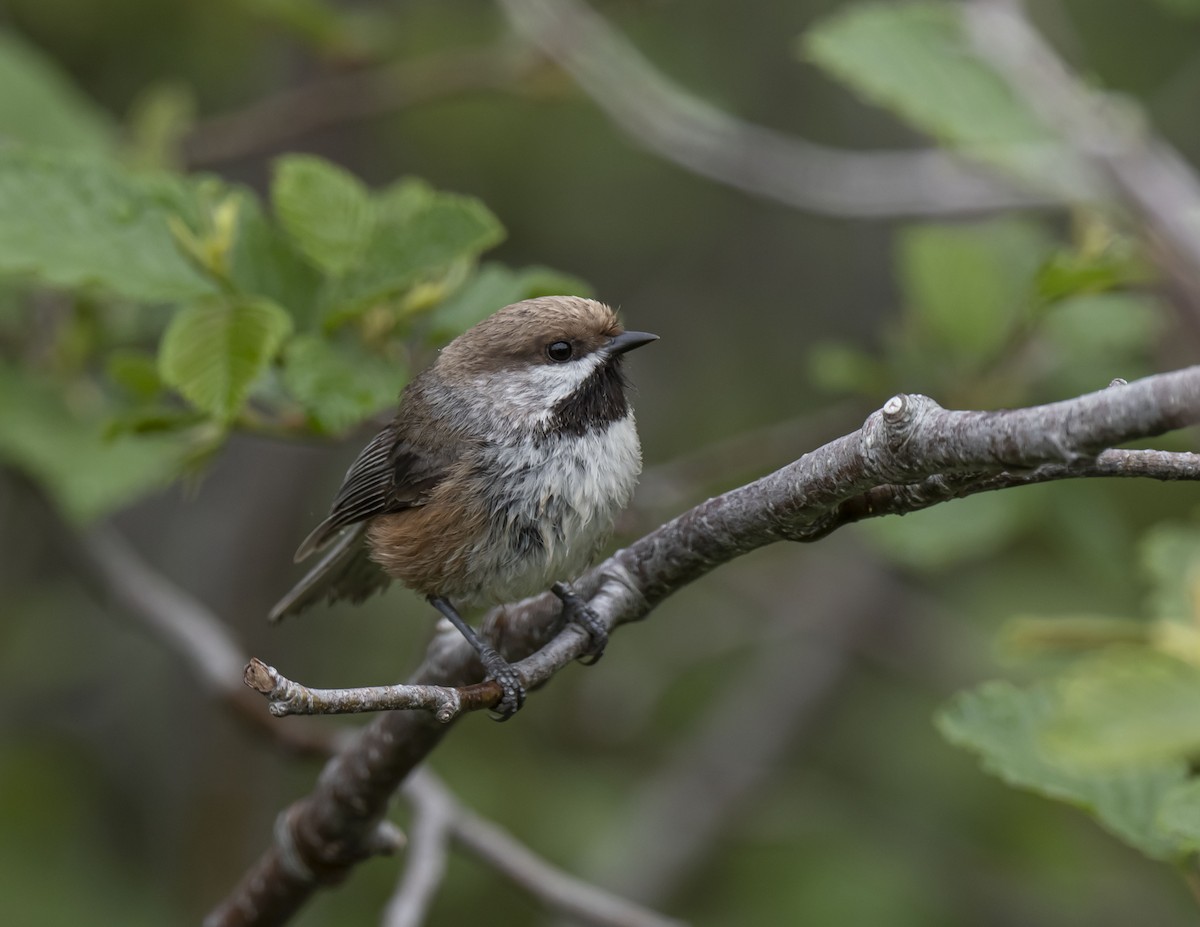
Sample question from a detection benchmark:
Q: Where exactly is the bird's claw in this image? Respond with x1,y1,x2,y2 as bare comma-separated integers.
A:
480,649,526,721
552,582,608,665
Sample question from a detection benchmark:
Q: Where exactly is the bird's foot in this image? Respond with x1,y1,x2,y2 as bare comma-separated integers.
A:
428,595,526,721
475,644,526,720
551,582,607,665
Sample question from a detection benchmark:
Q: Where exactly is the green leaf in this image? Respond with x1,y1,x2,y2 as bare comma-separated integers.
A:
1042,648,1200,768
322,186,505,325
0,364,187,522
937,679,1189,860
1036,243,1152,303
896,218,1052,360
158,296,293,421
106,349,164,400
281,334,406,434
801,2,1084,192
1156,780,1200,852
427,263,592,342
995,615,1150,661
0,30,116,154
227,194,323,327
271,154,374,275
0,148,216,302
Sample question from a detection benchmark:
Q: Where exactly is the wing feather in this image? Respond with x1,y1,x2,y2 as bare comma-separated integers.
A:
293,427,450,561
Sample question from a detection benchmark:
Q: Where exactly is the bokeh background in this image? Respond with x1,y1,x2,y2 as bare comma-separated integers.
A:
3,0,1200,924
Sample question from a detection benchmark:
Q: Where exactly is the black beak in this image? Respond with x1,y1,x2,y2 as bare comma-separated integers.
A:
606,330,659,356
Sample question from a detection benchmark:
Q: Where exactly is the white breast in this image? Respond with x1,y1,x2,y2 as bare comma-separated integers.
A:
460,414,642,605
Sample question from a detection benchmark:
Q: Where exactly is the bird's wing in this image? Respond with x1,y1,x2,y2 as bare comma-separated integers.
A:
293,427,451,562
268,426,455,623
267,523,391,622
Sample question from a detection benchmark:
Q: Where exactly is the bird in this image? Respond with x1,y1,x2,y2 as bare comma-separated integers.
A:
269,295,657,717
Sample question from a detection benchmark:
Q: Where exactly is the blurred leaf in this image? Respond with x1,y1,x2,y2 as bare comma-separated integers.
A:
271,154,375,275
1041,293,1162,358
104,405,206,437
281,334,405,434
427,262,592,341
806,340,890,396
106,348,163,399
863,490,1031,571
1156,780,1200,852
158,295,292,421
802,2,1045,146
937,679,1188,860
0,29,116,154
1036,244,1151,303
1042,648,1200,768
322,187,505,325
0,148,215,302
897,218,1052,360
123,81,195,171
996,615,1149,661
0,363,186,522
1037,293,1163,397
1141,524,1200,626
801,2,1086,192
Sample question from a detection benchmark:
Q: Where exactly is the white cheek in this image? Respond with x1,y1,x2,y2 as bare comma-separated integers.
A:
471,355,605,425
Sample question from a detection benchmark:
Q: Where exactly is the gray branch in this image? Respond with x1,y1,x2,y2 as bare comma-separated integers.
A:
209,365,1200,926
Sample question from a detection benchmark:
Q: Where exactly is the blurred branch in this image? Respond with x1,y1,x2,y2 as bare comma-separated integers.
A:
209,365,1200,925
964,0,1200,312
183,46,539,169
497,0,1051,218
382,772,451,927
401,770,685,927
77,523,343,759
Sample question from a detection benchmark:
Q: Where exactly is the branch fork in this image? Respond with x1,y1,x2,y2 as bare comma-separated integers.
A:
211,367,1200,926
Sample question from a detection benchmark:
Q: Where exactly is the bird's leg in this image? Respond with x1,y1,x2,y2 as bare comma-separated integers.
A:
428,596,525,720
551,581,607,665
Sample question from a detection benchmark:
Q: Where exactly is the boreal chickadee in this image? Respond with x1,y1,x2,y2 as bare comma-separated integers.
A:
270,295,657,717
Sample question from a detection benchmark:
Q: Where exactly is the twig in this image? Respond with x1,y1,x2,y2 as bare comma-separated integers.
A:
963,0,1200,308
382,772,452,927
210,365,1200,926
497,0,1051,218
403,770,686,927
77,525,343,759
183,46,540,168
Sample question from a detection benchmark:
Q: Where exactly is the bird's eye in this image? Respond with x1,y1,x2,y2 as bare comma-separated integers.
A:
546,341,573,363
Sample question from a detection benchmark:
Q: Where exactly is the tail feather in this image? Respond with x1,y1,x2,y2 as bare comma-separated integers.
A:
269,523,391,622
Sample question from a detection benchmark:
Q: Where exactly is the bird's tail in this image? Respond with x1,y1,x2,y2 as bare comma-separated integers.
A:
268,523,391,622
